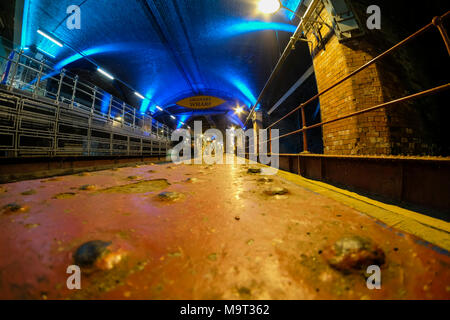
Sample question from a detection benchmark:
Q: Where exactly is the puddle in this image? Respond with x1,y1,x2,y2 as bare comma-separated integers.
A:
156,191,184,202
21,189,37,195
53,192,77,199
98,179,170,194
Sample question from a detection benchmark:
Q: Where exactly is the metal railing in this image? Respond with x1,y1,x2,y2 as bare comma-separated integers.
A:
0,42,172,158
262,12,450,155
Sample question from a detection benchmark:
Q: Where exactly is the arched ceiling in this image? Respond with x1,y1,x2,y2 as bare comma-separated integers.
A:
21,0,303,128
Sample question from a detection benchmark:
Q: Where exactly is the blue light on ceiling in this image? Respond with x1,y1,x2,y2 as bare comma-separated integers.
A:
37,29,63,47
20,0,30,49
141,100,160,115
36,47,56,58
28,43,138,85
100,92,111,113
36,40,61,58
219,20,296,38
53,43,145,70
282,0,302,20
227,111,245,128
228,76,257,106
177,115,189,129
54,47,106,70
35,29,64,58
140,99,151,114
23,0,300,129
139,88,160,114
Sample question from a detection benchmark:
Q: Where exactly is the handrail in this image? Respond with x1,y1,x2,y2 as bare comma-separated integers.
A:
268,83,450,142
261,12,450,153
0,46,172,141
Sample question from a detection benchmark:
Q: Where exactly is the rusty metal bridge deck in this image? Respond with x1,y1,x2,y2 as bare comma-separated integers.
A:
0,157,448,299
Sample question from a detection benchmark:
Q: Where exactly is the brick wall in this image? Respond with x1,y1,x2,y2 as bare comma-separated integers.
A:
304,5,389,155
303,1,445,156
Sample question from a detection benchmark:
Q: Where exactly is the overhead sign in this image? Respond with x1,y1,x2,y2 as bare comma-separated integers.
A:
176,95,226,109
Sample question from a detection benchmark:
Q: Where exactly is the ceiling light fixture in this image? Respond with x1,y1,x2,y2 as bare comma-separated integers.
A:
37,29,63,47
134,92,145,99
97,67,114,80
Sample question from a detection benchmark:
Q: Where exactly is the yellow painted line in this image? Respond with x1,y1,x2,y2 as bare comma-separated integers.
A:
279,170,450,232
243,157,450,251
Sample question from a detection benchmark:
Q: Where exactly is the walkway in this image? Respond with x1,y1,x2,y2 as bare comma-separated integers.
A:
0,157,448,299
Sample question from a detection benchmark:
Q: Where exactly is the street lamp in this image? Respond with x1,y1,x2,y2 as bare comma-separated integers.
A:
257,0,303,19
235,106,244,115
258,0,281,14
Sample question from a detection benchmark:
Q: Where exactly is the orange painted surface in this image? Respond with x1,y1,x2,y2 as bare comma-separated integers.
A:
0,160,449,299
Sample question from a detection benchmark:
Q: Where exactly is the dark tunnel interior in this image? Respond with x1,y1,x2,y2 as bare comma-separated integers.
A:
0,0,449,305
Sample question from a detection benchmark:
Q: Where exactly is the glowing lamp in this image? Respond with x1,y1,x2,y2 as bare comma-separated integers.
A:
235,106,244,114
258,0,281,14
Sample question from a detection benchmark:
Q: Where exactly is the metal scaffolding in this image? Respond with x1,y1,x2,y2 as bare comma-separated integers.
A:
0,47,172,158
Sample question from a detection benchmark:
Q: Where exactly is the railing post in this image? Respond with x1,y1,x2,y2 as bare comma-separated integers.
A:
269,129,272,154
151,118,155,136
55,69,65,104
8,50,23,91
300,104,309,153
159,128,162,155
107,95,113,120
87,86,96,157
433,16,450,55
91,86,97,113
33,62,44,97
54,82,62,156
71,75,78,109
121,102,126,127
110,132,113,156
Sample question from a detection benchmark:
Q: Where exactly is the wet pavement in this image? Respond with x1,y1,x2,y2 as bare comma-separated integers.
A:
0,157,449,299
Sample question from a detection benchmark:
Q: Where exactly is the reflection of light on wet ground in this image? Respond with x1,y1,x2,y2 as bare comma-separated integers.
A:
0,155,449,299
